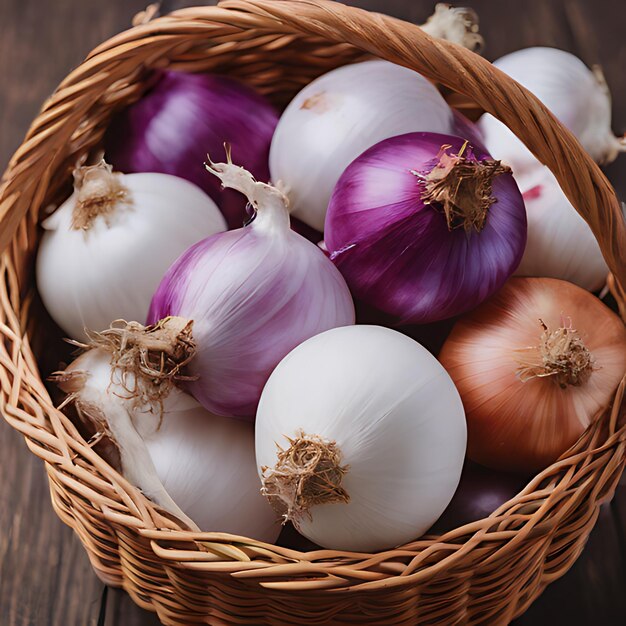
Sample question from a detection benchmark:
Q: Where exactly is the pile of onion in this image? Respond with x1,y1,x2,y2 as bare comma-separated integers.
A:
34,15,626,556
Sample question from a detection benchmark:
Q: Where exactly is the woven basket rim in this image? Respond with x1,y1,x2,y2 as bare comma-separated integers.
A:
1,0,626,618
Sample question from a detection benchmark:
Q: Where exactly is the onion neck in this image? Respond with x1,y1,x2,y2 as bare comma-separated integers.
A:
586,66,626,165
206,149,290,234
516,320,594,388
261,430,350,523
72,160,130,230
420,4,483,52
52,369,199,532
419,143,511,233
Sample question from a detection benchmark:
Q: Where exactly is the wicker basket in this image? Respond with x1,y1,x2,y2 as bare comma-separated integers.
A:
2,1,626,624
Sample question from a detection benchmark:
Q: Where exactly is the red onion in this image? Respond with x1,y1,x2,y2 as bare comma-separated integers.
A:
105,71,278,229
325,133,527,324
148,158,355,418
429,461,528,533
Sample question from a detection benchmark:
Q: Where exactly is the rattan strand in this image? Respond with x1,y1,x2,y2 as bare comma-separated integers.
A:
1,1,626,624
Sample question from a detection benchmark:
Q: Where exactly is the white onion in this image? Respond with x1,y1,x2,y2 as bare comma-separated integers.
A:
514,166,608,291
37,161,226,340
256,325,467,551
478,47,625,177
269,60,458,231
58,324,279,542
144,404,279,541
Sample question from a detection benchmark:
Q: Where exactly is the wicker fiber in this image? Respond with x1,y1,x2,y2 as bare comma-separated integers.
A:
1,1,626,624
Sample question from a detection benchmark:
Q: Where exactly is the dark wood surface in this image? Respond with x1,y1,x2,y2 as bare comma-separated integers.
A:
1,1,626,624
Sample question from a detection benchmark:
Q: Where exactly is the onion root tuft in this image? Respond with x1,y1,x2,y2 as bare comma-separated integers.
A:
516,319,594,387
261,430,350,524
418,143,511,233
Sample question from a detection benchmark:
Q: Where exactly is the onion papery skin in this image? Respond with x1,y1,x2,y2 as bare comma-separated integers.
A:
439,277,626,474
148,165,355,418
269,60,483,232
515,166,608,291
325,132,527,325
105,71,279,229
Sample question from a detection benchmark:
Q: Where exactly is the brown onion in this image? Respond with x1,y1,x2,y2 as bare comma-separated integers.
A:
439,277,626,473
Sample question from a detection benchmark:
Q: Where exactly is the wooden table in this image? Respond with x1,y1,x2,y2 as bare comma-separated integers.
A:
1,1,626,624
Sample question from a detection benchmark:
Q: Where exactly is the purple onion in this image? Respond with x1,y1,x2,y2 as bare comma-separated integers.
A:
325,132,527,325
148,160,355,418
105,71,279,229
429,461,529,534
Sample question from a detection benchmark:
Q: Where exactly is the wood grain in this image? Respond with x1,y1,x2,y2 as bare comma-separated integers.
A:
0,422,103,626
1,1,626,624
104,589,161,626
0,1,150,625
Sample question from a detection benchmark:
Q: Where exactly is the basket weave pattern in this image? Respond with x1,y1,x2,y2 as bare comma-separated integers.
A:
1,1,626,624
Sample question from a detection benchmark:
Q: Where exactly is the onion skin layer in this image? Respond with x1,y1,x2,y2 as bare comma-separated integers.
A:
439,277,626,474
325,132,527,325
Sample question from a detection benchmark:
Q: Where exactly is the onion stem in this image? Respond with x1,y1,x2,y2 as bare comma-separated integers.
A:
205,148,290,232
72,160,130,230
516,319,594,388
